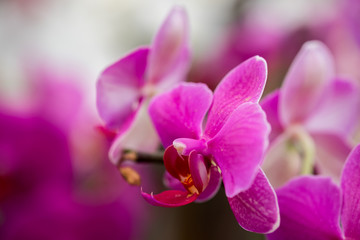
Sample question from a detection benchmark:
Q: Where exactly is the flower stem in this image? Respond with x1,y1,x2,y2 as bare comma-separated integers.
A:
121,149,164,164
117,150,164,186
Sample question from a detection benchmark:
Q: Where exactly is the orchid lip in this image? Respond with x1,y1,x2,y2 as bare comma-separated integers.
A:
146,55,277,231
163,145,212,195
188,150,211,193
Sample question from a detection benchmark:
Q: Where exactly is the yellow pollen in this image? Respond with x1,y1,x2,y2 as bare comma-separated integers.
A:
180,174,199,194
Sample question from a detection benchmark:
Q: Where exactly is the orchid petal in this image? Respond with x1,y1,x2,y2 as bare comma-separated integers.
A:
279,41,335,127
304,78,360,137
96,47,149,130
196,165,222,203
149,83,212,148
260,90,283,142
228,169,279,234
262,132,302,189
147,6,190,89
163,145,189,180
189,151,209,193
267,176,343,240
312,133,351,183
33,71,83,132
341,144,360,239
207,103,270,197
345,0,360,46
108,100,159,164
96,125,117,143
141,189,197,207
205,56,267,138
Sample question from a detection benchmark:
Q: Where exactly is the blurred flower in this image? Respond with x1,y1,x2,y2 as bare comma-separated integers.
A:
266,143,360,240
96,6,191,166
0,112,73,205
189,0,330,92
344,0,360,47
0,113,134,240
0,64,151,240
142,56,279,234
261,41,360,187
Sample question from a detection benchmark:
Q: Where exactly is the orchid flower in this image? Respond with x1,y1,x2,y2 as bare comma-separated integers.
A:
261,40,360,187
142,56,280,234
266,143,360,240
0,109,147,240
0,111,73,205
96,6,190,165
0,68,150,240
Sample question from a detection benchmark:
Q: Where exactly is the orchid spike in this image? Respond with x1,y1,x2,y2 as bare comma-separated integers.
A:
266,143,360,240
96,6,191,166
261,40,360,187
142,56,280,234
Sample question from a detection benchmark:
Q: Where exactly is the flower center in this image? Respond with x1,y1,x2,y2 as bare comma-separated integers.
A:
163,145,211,196
180,174,198,194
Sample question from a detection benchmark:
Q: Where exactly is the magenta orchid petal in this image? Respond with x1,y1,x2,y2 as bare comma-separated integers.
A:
96,47,149,130
267,176,343,240
228,169,279,234
149,82,213,148
341,144,360,239
141,189,197,207
304,78,360,137
108,100,159,164
205,56,267,138
196,165,222,203
207,103,270,197
279,41,335,127
260,90,284,142
188,151,209,192
147,6,190,88
312,133,351,182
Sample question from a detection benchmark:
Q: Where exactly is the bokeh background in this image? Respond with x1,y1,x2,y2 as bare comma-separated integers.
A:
0,0,359,239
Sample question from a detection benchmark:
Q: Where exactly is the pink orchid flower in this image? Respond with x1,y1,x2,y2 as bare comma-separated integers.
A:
261,40,360,188
0,66,150,240
266,143,360,240
96,6,190,164
142,56,280,234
